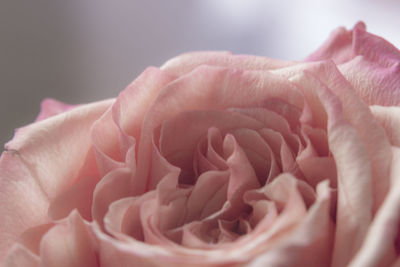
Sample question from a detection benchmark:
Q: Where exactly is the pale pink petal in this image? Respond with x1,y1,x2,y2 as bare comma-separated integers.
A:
230,174,310,259
91,107,126,176
0,152,49,262
113,67,175,143
104,192,155,242
3,223,53,266
307,22,400,106
39,211,98,267
202,127,228,171
92,168,133,228
329,122,373,267
287,61,392,213
338,28,400,106
146,133,180,191
349,147,400,267
185,170,229,223
93,225,170,267
246,180,333,267
17,223,53,255
161,51,296,77
194,128,226,176
228,128,279,184
35,98,75,122
370,105,400,147
3,245,40,267
232,107,301,156
301,125,329,157
306,22,366,64
286,68,383,266
48,174,99,221
258,128,297,173
298,157,337,188
139,198,180,246
223,134,260,205
5,99,113,199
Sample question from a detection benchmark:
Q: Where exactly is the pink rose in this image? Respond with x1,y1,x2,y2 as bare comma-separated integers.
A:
1,22,400,267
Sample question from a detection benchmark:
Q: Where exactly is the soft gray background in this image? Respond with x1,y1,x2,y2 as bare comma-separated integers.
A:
1,0,400,147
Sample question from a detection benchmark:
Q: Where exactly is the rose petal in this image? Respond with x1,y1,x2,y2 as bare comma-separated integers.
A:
232,107,301,156
329,122,373,267
104,192,156,242
3,244,40,267
35,98,75,122
4,99,113,199
338,27,400,106
246,180,333,267
185,170,230,223
287,62,392,212
92,168,133,228
93,224,172,267
349,147,400,267
284,67,381,266
0,152,49,261
228,128,279,184
113,67,176,143
307,22,400,106
17,223,53,255
48,173,99,221
91,107,126,175
161,51,295,77
39,211,98,267
370,105,400,147
306,22,366,64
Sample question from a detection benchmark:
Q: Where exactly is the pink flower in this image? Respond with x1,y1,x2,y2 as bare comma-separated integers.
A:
1,22,400,267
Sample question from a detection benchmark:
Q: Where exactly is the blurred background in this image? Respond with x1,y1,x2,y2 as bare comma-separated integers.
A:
1,0,400,146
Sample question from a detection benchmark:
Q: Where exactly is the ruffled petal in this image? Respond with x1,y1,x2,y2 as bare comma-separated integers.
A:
282,61,392,213
92,168,133,228
246,180,333,267
135,65,304,195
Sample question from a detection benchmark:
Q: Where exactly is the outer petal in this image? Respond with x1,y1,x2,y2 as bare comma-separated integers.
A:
113,67,176,143
349,147,400,267
286,66,387,266
35,98,75,122
0,152,49,262
370,105,400,147
4,99,113,198
275,61,392,213
161,51,295,77
307,22,400,106
0,99,112,263
306,22,366,64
